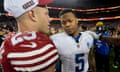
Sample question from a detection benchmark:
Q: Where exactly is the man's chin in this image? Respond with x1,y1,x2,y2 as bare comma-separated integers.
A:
45,32,51,36
39,30,49,36
44,31,50,36
66,31,74,35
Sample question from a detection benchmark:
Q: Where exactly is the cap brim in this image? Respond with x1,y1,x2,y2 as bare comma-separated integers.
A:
38,0,53,5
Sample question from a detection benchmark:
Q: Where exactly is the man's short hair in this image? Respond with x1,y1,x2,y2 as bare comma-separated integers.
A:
59,9,76,17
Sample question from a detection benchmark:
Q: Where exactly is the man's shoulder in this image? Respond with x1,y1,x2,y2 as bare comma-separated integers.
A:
81,31,92,38
84,31,99,39
50,32,66,39
1,31,57,57
4,31,51,47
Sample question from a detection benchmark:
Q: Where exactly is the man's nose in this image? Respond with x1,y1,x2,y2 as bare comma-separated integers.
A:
65,22,71,27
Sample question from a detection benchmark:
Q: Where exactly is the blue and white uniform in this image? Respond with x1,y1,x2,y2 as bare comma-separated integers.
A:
50,32,94,72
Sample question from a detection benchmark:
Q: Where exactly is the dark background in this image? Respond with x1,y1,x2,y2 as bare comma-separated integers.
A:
49,0,120,9
0,0,120,12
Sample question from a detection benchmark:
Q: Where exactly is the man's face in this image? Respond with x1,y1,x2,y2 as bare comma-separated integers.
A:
60,12,78,35
35,7,50,34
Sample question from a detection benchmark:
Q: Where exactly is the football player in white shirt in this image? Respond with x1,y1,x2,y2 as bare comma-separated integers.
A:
50,9,96,72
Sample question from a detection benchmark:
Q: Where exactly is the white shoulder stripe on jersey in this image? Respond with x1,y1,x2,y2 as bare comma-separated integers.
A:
0,49,4,55
0,49,4,59
11,49,57,65
7,44,53,58
0,42,5,54
14,55,59,72
0,42,4,49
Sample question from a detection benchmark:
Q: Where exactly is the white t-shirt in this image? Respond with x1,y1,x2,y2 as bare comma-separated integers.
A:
50,32,94,72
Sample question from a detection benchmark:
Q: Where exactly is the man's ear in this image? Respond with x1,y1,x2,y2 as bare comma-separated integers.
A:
28,10,37,22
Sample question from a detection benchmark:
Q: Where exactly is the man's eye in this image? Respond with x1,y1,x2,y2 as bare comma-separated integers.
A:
68,20,73,22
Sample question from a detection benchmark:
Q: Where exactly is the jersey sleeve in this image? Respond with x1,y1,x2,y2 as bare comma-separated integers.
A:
2,32,59,72
0,42,5,63
84,32,94,49
50,35,60,50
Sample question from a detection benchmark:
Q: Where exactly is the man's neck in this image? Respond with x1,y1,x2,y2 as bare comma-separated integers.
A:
71,30,79,38
18,21,37,32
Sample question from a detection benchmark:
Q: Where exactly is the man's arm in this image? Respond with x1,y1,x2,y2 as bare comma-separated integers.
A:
88,46,96,72
101,36,120,46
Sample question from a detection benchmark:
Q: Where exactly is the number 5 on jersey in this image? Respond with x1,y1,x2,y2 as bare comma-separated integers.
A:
75,53,85,72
